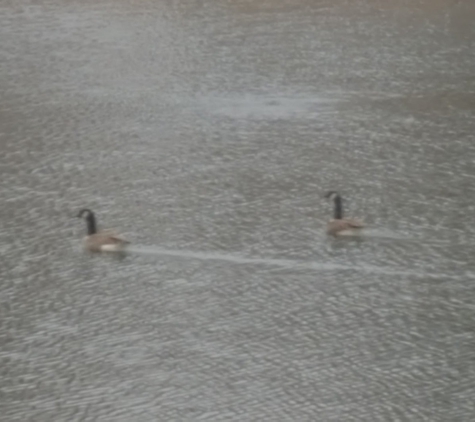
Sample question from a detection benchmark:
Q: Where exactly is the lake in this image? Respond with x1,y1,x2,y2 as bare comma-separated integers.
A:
1,0,474,420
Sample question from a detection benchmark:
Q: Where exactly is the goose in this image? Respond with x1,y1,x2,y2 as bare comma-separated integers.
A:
325,191,364,236
77,209,129,252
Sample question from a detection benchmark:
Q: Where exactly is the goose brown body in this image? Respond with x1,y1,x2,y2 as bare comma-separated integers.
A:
82,230,128,252
326,218,364,236
325,191,364,236
77,209,129,252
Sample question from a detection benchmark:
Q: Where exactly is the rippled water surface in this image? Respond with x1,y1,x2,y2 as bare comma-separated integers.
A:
1,0,475,420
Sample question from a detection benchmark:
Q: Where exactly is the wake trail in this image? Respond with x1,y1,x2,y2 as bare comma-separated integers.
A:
126,245,474,281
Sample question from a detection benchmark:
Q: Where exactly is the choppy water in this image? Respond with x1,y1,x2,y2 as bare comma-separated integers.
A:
1,0,475,420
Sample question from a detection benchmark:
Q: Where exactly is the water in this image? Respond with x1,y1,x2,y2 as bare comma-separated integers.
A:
1,0,475,420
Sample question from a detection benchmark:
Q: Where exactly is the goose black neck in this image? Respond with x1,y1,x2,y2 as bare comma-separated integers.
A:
85,213,97,235
333,195,343,219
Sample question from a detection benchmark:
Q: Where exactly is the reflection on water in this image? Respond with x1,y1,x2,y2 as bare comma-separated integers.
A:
1,0,475,420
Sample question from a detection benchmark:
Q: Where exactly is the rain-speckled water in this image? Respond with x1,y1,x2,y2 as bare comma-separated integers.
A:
1,0,475,420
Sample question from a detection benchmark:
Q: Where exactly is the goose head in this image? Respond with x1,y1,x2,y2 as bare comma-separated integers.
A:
77,208,97,235
77,208,94,219
324,191,340,201
324,191,343,220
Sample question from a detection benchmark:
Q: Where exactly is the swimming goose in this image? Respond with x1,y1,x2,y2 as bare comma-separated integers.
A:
325,191,364,236
77,209,129,252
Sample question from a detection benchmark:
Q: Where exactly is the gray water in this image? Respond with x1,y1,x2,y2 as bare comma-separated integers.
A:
1,0,475,420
